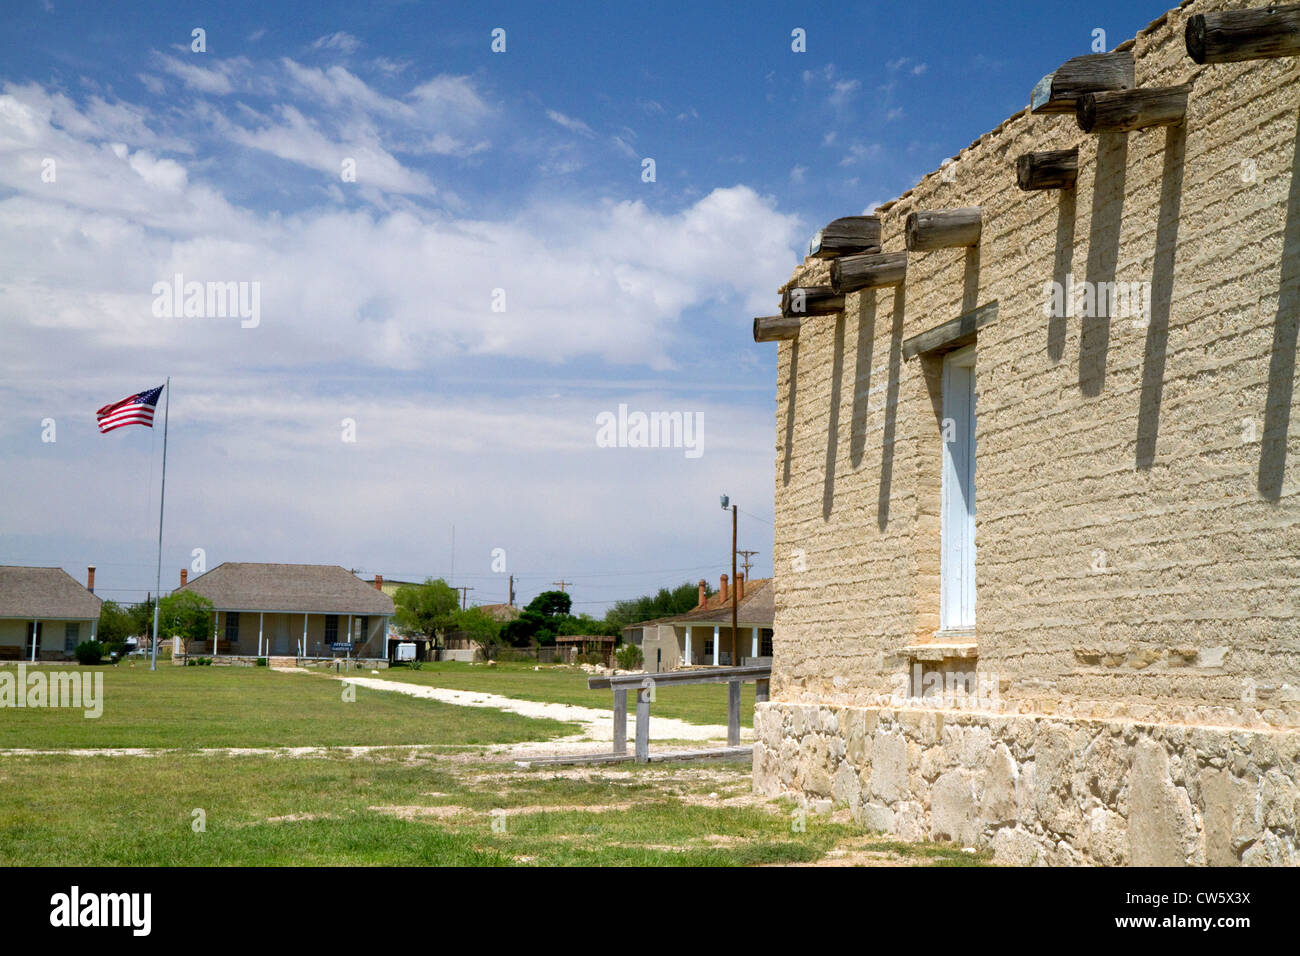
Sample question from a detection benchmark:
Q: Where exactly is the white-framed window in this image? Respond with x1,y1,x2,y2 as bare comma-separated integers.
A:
64,622,80,653
940,345,976,632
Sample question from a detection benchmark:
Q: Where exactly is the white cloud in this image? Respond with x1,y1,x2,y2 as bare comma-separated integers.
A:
312,31,361,55
546,109,595,137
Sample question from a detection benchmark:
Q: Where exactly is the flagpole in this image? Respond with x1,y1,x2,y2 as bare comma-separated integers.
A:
150,378,170,672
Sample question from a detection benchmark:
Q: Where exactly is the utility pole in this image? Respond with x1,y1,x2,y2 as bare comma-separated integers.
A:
508,574,515,606
737,550,759,579
456,586,474,610
552,580,572,593
731,504,738,665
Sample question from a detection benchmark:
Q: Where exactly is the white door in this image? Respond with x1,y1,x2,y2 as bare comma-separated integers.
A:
940,345,976,631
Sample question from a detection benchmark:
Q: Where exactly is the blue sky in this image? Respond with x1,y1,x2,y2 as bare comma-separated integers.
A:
0,0,1173,612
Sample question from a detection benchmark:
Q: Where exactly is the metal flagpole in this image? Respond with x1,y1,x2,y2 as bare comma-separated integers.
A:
150,378,170,672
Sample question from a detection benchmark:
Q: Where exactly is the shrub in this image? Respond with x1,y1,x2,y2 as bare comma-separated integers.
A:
256,658,267,667
615,642,644,670
74,641,104,665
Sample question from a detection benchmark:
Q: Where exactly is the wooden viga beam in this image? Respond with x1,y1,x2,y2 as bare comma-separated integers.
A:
1030,50,1134,114
1015,149,1079,191
808,215,882,259
1187,4,1300,64
753,315,800,343
905,208,982,252
1076,84,1191,134
830,251,907,294
780,285,845,317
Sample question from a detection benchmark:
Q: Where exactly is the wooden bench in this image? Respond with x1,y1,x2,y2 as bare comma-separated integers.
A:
587,664,772,763
0,645,22,661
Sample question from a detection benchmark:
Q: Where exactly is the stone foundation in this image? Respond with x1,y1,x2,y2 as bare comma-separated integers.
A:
753,701,1299,866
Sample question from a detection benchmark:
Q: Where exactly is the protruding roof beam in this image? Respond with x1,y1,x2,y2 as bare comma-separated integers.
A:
753,315,801,343
1187,4,1300,64
1076,84,1191,134
780,286,845,317
808,215,882,259
905,208,982,252
830,251,907,294
1030,51,1134,114
1016,149,1079,190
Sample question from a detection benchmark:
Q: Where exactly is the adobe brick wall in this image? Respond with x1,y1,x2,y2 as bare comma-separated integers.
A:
762,0,1300,863
771,0,1300,727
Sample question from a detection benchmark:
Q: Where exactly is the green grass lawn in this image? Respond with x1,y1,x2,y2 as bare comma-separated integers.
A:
0,664,577,749
381,661,757,728
0,751,990,866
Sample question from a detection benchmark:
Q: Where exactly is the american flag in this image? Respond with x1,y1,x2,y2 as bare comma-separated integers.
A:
96,385,164,434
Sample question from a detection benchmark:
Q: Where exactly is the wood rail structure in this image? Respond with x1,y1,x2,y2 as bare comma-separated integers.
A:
518,664,772,767
1186,4,1300,63
1030,50,1134,114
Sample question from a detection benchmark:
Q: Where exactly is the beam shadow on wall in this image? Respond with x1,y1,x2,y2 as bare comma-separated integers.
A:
1259,108,1300,501
823,314,846,520
1080,132,1128,396
782,338,799,488
1135,122,1187,470
849,290,877,469
877,284,906,530
1048,188,1077,363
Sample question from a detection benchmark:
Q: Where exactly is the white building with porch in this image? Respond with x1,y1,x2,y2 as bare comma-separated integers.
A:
175,563,393,660
627,573,774,674
0,566,102,661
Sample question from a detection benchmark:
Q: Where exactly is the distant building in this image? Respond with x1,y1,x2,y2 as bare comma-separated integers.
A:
626,573,773,673
177,563,393,659
0,566,102,661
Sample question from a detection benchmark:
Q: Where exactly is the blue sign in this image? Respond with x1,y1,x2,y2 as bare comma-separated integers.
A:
331,642,354,652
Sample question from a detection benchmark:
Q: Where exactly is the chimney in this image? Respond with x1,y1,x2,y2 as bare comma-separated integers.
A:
180,568,188,587
697,579,707,608
374,574,383,591
720,573,729,603
86,566,95,593
735,572,744,603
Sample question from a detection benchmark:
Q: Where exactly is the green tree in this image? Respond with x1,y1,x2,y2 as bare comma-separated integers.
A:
501,590,573,647
158,590,214,643
393,578,460,647
129,597,155,640
604,581,712,632
97,600,136,645
452,606,502,648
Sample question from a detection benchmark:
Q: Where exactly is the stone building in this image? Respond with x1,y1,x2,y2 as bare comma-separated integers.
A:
752,0,1300,865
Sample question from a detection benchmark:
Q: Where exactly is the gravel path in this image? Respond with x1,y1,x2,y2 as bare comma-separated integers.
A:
335,675,754,744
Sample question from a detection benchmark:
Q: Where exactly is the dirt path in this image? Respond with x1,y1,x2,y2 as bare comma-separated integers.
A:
334,675,754,745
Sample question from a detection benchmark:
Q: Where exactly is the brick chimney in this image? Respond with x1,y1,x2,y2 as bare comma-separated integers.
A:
697,579,707,608
735,572,744,603
86,566,95,593
374,574,383,591
720,573,729,603
180,568,188,587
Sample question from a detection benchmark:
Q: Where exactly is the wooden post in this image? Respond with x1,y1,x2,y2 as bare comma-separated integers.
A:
612,688,627,754
756,678,770,703
1016,149,1079,191
1186,5,1300,64
905,208,981,251
1076,85,1191,134
809,215,882,259
727,680,741,746
830,250,907,294
1031,51,1134,113
635,684,650,763
781,286,845,317
753,315,800,342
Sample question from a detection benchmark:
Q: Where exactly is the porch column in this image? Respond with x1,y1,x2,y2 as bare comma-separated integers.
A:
346,614,352,654
302,613,308,658
90,618,98,643
684,627,691,667
212,612,218,654
258,612,264,657
30,619,37,662
712,625,719,666
751,626,758,660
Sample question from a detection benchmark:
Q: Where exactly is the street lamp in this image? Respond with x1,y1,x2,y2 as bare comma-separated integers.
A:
721,493,737,666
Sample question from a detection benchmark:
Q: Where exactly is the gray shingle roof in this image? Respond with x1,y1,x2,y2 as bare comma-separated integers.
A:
625,578,775,630
178,563,395,615
0,566,103,620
